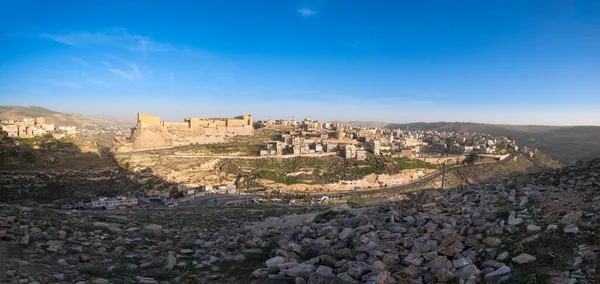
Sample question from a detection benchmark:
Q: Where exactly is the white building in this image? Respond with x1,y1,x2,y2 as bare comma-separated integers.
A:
91,196,139,209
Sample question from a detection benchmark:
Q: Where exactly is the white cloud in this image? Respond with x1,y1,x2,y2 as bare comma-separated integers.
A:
54,81,83,89
40,28,174,52
108,64,142,81
88,79,106,86
109,69,133,81
297,7,318,16
170,72,175,79
131,64,141,79
65,55,90,66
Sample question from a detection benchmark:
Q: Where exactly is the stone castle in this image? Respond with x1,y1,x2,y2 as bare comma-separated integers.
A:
115,113,254,152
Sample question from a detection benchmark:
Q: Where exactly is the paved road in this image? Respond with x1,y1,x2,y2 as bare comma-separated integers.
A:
124,149,338,159
310,157,509,198
179,195,240,206
179,170,446,207
177,155,511,206
162,152,338,159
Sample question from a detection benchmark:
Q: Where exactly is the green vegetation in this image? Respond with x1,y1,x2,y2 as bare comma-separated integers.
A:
314,209,354,223
215,250,271,281
495,142,508,152
22,149,36,163
532,150,562,169
394,157,438,170
216,155,438,185
257,170,301,185
408,153,559,192
89,133,117,146
19,134,80,149
346,195,367,207
175,142,260,156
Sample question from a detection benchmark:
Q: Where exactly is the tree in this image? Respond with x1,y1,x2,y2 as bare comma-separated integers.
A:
23,150,36,163
465,152,478,164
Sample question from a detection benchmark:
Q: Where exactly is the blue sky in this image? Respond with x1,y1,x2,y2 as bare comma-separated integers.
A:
1,0,599,125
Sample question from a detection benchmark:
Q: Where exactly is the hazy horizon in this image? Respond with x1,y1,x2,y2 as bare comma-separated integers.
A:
1,1,599,125
3,104,600,128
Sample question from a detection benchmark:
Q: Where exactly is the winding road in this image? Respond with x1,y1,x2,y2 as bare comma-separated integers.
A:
177,155,512,207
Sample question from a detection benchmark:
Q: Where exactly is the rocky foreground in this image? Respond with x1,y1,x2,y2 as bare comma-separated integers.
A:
1,159,599,283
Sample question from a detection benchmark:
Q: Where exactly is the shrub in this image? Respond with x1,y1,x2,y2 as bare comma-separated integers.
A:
314,209,353,223
346,195,366,207
23,150,36,163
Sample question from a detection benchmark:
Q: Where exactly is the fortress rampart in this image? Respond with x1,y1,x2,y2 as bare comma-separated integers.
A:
118,113,254,152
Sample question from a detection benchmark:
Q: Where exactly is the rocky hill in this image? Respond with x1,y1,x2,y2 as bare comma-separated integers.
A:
399,151,562,193
0,158,598,283
247,158,599,283
0,138,176,203
0,106,134,128
387,122,600,164
332,121,391,128
0,106,89,128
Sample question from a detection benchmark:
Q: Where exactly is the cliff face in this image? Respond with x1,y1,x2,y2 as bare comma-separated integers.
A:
395,153,561,193
127,125,255,151
0,142,176,203
0,158,596,283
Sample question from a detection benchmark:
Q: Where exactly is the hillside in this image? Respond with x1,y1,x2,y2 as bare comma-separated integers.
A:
332,120,390,128
81,114,136,128
0,106,86,127
0,106,135,128
387,122,600,163
0,157,597,283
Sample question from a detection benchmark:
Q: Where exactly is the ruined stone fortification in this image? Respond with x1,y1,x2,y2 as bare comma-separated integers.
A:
118,113,254,152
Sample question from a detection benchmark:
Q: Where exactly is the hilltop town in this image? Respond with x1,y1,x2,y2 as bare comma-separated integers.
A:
1,107,596,284
0,111,542,200
114,113,534,161
0,115,128,145
254,117,532,162
3,1,600,282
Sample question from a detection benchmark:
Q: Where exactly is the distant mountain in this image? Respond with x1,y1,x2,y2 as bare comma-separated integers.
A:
0,106,88,127
81,115,136,129
0,106,135,128
0,106,60,118
386,122,600,163
332,121,391,128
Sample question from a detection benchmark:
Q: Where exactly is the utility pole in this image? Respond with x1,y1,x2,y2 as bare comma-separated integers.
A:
237,173,241,206
441,161,446,190
245,174,250,206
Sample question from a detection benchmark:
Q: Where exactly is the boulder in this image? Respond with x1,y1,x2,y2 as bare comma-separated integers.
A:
266,256,287,268
454,264,481,280
512,253,536,264
563,224,579,234
482,237,501,247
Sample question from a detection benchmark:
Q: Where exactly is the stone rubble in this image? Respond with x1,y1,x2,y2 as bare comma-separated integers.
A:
0,158,598,283
247,159,600,283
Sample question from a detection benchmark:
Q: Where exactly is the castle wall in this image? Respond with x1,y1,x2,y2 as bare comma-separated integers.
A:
127,113,255,151
138,113,161,127
163,121,189,128
131,125,254,151
234,114,252,126
188,118,206,129
189,118,227,128
212,120,227,127
226,119,247,127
